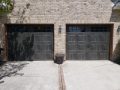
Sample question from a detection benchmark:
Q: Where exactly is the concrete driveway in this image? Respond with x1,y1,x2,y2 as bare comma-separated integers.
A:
0,61,58,90
0,60,120,90
63,60,120,90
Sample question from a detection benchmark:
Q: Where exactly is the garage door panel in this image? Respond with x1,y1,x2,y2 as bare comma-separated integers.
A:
67,44,86,51
86,43,97,50
77,44,86,50
86,53,98,60
97,44,109,51
32,54,52,60
96,33,110,41
35,37,52,41
66,25,110,60
67,53,85,60
34,45,51,51
67,36,84,41
86,33,96,42
7,25,54,61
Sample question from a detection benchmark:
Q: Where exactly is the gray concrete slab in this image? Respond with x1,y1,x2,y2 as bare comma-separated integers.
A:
63,60,120,90
0,61,58,90
0,60,120,90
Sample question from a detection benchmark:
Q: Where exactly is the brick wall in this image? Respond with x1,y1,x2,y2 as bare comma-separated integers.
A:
0,0,120,60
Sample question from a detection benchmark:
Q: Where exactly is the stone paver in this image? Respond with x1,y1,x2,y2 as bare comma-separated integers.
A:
59,65,66,90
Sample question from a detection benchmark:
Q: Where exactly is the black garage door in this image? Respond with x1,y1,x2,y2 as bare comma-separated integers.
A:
7,24,54,61
66,25,111,60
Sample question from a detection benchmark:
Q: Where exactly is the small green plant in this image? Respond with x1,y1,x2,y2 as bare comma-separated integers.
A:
0,0,14,14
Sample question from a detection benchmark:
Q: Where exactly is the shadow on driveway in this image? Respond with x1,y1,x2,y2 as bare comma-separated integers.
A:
0,61,29,84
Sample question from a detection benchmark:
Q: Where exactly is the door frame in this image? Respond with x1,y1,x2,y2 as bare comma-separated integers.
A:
66,24,114,60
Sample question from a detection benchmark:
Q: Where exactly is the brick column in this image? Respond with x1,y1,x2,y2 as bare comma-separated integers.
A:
54,23,66,60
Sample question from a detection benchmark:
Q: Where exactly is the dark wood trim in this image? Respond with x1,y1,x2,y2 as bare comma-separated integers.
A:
53,24,55,60
4,24,8,61
109,24,114,60
65,25,67,60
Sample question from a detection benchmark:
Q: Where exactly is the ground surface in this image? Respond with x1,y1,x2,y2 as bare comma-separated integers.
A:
0,60,120,90
63,61,120,90
0,61,58,90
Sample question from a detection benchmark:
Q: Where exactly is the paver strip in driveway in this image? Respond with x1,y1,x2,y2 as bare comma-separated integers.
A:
59,64,66,90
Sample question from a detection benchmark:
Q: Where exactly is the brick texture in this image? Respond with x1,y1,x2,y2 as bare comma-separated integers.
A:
0,0,120,60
